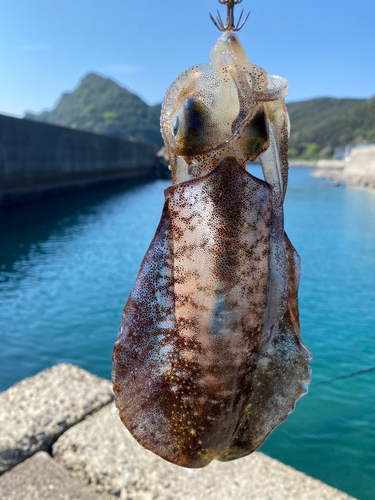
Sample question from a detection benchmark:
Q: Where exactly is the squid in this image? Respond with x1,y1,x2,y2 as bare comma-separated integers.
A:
112,0,311,468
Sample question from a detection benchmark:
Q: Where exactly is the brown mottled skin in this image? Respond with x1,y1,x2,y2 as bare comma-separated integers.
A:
112,31,311,468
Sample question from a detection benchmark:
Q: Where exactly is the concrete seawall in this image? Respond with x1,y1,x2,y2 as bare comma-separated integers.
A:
0,114,165,207
0,365,356,500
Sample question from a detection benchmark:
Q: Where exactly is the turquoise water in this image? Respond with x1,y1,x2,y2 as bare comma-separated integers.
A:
0,167,374,499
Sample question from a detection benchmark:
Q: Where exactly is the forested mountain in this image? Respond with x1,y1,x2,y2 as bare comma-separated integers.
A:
25,73,375,158
287,97,375,158
25,73,163,148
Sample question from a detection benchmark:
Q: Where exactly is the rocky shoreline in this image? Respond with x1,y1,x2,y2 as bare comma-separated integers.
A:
312,145,375,191
288,160,318,167
0,364,356,499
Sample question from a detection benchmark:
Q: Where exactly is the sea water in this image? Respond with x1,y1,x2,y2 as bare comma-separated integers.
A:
0,167,374,499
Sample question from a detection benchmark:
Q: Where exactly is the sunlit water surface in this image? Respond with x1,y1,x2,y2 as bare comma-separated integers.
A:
0,168,374,500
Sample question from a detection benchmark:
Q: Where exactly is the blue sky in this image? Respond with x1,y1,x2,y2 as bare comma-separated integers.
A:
0,0,374,117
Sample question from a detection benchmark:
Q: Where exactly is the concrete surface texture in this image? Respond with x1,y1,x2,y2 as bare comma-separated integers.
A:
0,452,112,500
0,113,165,207
0,114,157,187
53,403,356,500
0,364,113,474
0,364,357,499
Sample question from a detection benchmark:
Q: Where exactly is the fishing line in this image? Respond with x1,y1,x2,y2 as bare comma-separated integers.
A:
312,367,375,387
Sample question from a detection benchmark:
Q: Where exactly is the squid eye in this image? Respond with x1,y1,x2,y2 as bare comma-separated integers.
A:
173,116,179,137
181,98,205,139
242,107,270,161
172,97,213,154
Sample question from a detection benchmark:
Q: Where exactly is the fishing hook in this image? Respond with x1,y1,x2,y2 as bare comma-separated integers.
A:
209,0,250,32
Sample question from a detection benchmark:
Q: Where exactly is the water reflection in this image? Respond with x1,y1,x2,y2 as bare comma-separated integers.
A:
0,181,148,276
0,178,169,391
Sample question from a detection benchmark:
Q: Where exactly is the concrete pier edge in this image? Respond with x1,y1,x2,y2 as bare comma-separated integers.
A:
0,365,356,499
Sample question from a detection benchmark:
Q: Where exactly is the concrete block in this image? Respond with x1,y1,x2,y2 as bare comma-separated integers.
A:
53,403,356,500
0,451,113,500
0,364,113,474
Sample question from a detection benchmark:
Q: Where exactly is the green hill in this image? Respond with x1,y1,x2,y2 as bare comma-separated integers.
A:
25,73,375,158
25,73,163,148
287,96,375,158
